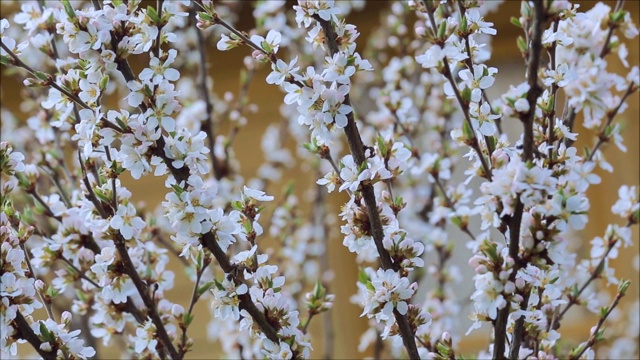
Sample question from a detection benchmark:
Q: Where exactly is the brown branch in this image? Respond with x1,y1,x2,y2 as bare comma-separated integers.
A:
497,2,545,359
200,232,280,342
314,15,420,360
113,235,180,359
569,286,626,360
422,1,492,180
13,311,57,360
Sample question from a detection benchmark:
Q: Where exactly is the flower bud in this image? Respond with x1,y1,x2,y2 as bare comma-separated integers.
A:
61,311,72,325
252,50,267,62
35,279,46,292
504,281,515,294
468,254,484,268
441,331,452,344
171,304,185,317
476,264,488,274
499,270,510,281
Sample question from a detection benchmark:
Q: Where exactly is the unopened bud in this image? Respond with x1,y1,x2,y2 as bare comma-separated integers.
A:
171,304,185,317
476,264,488,274
441,331,451,344
61,311,72,325
504,281,515,294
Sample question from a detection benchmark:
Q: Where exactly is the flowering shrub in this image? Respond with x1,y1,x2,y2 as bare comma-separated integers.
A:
1,0,638,359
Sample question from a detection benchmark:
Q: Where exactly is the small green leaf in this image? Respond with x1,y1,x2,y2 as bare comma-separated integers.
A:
618,279,630,295
39,322,56,343
198,12,214,22
357,268,369,284
610,10,627,24
462,120,475,141
94,188,111,204
183,312,194,327
459,14,468,33
510,17,522,28
61,0,76,19
437,20,447,40
147,6,161,24
198,281,216,295
376,135,388,157
517,36,527,54
231,200,243,211
460,86,472,103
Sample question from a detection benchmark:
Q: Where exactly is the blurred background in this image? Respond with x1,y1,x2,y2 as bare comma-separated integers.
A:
1,1,638,359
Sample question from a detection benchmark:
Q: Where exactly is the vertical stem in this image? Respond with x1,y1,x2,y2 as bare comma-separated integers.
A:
192,6,222,179
315,16,420,360
494,2,546,359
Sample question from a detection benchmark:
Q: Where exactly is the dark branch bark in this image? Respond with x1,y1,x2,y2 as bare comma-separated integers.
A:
314,15,420,360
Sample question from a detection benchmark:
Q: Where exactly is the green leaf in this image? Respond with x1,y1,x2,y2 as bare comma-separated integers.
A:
46,286,58,298
183,312,194,327
604,124,614,137
376,135,387,157
198,12,214,22
171,184,185,196
357,268,369,284
436,342,450,355
437,20,447,40
147,6,161,24
460,86,472,103
61,0,76,19
39,321,56,342
196,251,204,270
99,75,109,91
198,281,216,296
517,36,527,54
599,306,609,318
94,188,111,204
462,119,474,141
487,135,497,151
231,200,243,211
312,280,325,299
510,17,522,28
610,10,627,24
459,13,468,33
618,279,630,295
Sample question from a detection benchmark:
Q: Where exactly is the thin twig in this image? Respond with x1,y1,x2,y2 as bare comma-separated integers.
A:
178,263,206,358
587,83,637,162
569,288,625,360
193,8,221,180
20,244,55,321
59,256,102,289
